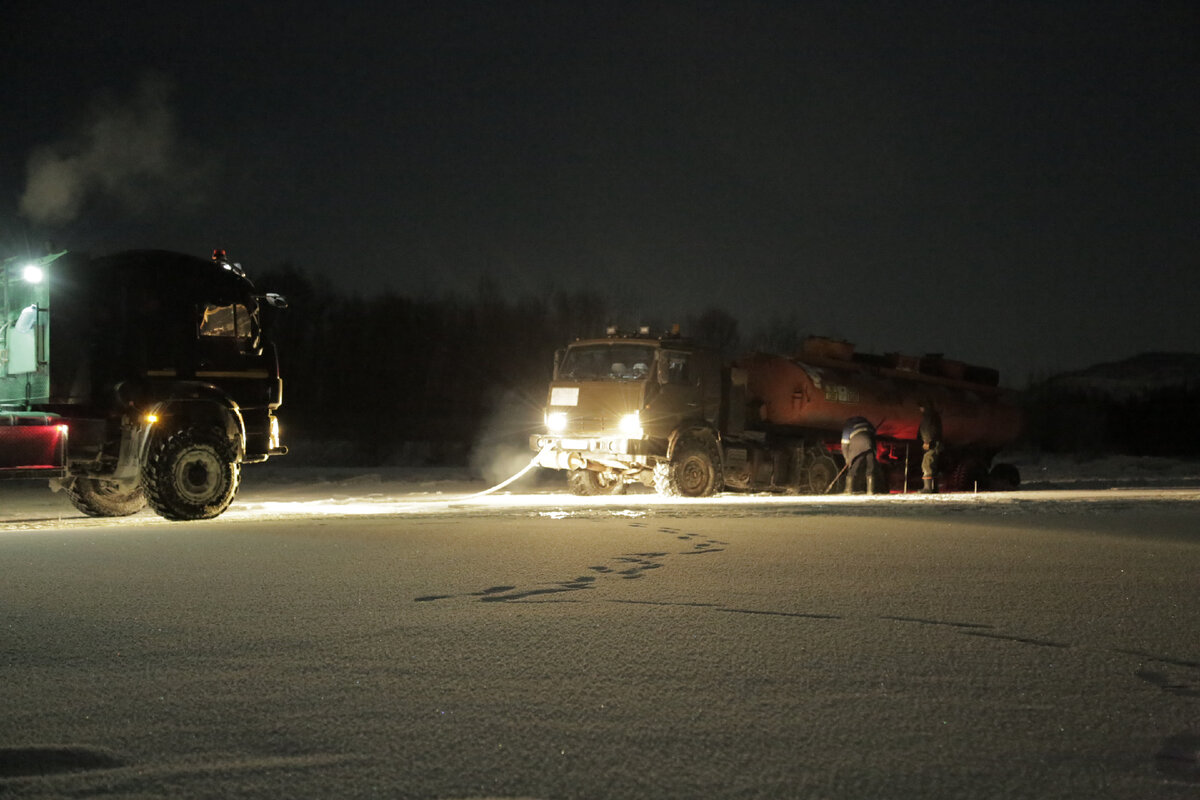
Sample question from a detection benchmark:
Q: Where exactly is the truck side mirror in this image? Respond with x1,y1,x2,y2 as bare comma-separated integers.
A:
263,293,289,309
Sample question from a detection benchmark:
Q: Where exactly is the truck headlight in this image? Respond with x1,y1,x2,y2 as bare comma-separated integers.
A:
618,412,642,437
546,411,568,433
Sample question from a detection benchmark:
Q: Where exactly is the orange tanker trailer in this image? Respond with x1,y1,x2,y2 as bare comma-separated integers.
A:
734,338,1023,493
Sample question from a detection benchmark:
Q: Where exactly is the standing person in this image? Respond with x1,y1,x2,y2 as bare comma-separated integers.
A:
840,416,877,495
918,401,943,493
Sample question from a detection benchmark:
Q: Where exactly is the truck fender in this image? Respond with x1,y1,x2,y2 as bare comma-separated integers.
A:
152,397,245,450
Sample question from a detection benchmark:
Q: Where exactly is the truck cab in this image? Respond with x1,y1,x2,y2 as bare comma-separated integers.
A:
530,329,727,496
1,249,287,520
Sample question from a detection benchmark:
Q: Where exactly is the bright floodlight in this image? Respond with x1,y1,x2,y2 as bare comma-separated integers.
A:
22,265,44,283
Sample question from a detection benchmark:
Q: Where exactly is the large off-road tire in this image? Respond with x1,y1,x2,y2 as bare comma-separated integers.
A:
66,477,147,517
805,452,843,494
142,426,241,521
657,434,723,497
567,469,626,496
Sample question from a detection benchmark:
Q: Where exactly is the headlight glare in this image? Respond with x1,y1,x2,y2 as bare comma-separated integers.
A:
546,411,568,433
618,412,642,437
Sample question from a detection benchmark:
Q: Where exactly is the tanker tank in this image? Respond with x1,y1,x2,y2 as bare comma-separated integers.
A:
738,338,1023,451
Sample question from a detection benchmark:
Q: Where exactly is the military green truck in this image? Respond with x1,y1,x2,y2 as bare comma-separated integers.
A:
0,249,287,520
530,327,729,496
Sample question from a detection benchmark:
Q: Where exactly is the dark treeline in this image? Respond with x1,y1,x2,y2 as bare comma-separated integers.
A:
257,265,1194,466
257,265,788,466
259,265,609,465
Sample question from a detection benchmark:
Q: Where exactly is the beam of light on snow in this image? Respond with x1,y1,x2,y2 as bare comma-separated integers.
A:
4,482,1198,532
217,488,1007,522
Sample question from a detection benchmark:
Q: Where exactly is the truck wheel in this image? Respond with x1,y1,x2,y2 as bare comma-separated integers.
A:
806,453,842,494
567,469,626,496
660,435,723,497
142,426,241,521
66,478,147,517
988,462,1021,491
949,457,989,492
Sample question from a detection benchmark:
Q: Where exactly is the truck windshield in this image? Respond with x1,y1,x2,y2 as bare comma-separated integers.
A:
558,344,656,381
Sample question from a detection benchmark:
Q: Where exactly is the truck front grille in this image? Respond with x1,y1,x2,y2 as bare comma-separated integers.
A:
564,416,613,435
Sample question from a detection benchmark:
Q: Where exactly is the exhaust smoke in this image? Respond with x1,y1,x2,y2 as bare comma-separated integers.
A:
18,73,213,225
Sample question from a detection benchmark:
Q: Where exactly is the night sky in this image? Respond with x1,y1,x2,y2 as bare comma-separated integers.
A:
4,1,1197,385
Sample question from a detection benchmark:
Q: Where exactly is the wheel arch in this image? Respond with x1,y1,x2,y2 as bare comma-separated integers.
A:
665,423,722,462
658,424,725,497
142,387,246,462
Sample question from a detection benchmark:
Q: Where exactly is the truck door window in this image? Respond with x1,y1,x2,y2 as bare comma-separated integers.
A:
662,352,692,385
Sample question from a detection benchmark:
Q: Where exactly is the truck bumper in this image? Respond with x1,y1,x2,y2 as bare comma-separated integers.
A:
529,434,661,470
244,411,288,462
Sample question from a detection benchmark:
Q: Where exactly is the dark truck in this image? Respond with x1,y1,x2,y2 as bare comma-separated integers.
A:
531,328,1022,496
0,249,287,520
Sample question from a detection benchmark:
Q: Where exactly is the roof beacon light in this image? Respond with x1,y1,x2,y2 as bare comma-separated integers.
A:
211,248,245,276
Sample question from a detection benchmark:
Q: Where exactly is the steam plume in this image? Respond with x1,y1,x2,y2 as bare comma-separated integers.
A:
18,73,212,224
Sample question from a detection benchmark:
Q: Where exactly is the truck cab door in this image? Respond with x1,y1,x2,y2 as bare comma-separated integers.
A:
647,349,704,432
195,299,271,400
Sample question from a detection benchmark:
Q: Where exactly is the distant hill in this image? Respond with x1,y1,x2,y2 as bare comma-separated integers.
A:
1043,352,1200,399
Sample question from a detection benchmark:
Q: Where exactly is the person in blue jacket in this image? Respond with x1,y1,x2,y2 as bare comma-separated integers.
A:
841,416,878,494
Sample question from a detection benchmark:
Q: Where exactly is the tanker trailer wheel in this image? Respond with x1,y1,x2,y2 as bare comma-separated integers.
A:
142,426,241,521
948,457,989,493
659,434,723,497
988,462,1021,491
66,477,147,517
805,452,843,494
567,468,627,496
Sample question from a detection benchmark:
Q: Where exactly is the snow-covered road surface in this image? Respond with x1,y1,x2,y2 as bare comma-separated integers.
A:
1,468,1198,798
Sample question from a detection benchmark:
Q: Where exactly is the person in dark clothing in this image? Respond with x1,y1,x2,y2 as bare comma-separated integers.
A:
841,416,878,494
918,402,943,493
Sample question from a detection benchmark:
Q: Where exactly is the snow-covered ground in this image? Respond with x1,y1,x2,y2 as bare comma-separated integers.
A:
2,472,1199,799
1006,452,1200,489
2,453,1198,798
